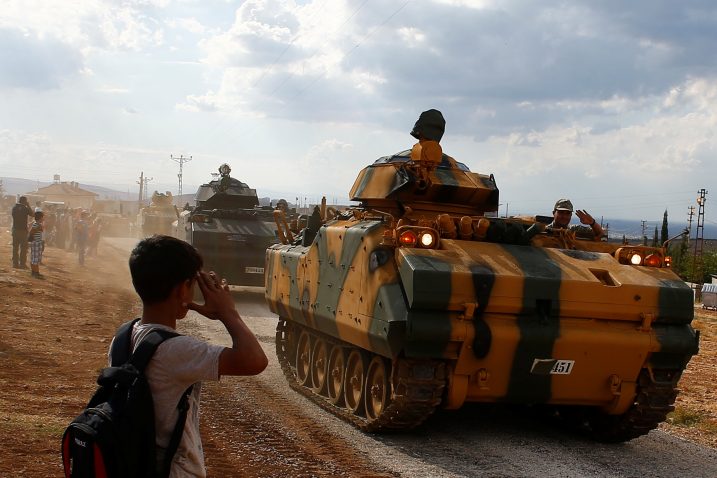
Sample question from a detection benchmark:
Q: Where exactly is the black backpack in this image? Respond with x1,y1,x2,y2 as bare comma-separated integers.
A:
62,319,192,478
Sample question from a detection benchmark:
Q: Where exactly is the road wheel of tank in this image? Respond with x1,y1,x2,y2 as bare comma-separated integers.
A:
327,345,346,406
310,337,329,396
295,330,312,387
344,349,367,416
364,356,390,421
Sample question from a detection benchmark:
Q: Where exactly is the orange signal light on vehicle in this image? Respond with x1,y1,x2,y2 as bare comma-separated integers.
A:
644,254,662,268
664,256,672,267
399,230,418,247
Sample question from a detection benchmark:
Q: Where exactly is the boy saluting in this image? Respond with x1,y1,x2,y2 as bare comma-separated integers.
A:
116,235,268,477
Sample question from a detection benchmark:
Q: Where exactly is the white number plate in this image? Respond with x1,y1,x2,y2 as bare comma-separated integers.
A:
530,359,575,375
245,267,264,274
550,360,574,375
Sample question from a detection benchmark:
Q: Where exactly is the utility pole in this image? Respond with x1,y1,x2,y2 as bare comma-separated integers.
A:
641,220,647,245
137,173,153,204
170,154,192,197
137,172,144,206
144,176,154,202
687,206,695,246
691,189,708,300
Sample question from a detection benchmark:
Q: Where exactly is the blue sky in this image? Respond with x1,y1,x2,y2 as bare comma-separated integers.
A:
1,0,715,225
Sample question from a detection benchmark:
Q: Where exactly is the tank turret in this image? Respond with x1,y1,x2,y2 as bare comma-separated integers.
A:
195,163,259,210
350,109,498,217
349,150,499,217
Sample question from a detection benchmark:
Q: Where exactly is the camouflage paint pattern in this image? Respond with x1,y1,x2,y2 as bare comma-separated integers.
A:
266,149,697,415
266,216,698,412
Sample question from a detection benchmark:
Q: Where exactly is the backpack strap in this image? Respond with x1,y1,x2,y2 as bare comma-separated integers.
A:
129,329,179,372
161,385,193,478
110,318,180,371
109,318,141,366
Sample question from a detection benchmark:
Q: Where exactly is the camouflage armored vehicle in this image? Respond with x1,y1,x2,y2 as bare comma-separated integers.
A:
265,110,699,441
175,164,280,286
137,191,179,237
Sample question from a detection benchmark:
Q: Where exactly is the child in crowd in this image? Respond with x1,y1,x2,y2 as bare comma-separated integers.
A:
28,211,45,279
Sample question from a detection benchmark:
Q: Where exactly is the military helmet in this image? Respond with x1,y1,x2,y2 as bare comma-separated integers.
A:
553,198,574,212
410,109,446,142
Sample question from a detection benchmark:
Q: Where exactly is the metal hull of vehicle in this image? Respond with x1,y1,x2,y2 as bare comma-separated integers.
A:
191,217,276,287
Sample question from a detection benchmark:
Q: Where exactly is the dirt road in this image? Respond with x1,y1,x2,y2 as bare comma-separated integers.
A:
190,291,717,478
2,233,716,477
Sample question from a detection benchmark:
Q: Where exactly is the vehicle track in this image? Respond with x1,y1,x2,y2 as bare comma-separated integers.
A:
200,375,396,477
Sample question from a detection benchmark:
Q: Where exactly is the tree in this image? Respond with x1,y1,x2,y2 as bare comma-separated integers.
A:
660,210,668,246
652,226,659,247
678,251,717,284
670,229,690,279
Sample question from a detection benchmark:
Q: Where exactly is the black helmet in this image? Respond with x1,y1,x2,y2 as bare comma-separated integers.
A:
410,109,446,142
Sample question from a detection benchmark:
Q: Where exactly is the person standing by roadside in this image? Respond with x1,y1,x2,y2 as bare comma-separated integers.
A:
28,211,45,278
75,211,90,265
54,209,66,249
87,217,102,257
11,196,33,269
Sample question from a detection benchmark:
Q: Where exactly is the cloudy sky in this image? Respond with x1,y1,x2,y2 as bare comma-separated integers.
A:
1,0,715,227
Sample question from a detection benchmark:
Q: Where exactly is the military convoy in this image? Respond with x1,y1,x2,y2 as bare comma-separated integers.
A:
264,110,699,441
174,164,282,287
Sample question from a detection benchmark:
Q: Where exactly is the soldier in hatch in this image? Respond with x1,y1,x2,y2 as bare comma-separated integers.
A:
547,198,604,241
409,108,447,167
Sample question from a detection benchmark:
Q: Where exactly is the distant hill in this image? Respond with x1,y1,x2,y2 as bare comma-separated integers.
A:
599,218,717,242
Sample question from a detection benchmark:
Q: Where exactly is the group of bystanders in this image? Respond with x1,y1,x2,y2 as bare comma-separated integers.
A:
10,196,103,277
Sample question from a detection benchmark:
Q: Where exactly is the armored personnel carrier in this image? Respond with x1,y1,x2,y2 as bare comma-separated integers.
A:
175,164,279,286
265,110,699,441
137,191,179,237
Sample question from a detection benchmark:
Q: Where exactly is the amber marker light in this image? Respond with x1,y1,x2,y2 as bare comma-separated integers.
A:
664,256,672,267
644,254,662,267
399,230,418,247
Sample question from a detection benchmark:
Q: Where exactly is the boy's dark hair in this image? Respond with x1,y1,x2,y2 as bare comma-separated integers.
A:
34,211,44,220
129,235,203,304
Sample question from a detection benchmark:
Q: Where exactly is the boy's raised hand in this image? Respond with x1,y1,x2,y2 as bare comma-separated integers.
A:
187,271,238,322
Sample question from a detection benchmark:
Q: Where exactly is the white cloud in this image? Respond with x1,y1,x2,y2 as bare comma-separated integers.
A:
4,0,717,223
165,17,207,34
97,86,130,94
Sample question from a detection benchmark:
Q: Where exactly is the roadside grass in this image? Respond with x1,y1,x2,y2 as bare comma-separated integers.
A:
669,405,717,434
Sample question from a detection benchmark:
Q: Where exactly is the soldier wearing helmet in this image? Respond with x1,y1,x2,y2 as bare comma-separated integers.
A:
547,198,604,241
409,109,449,167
